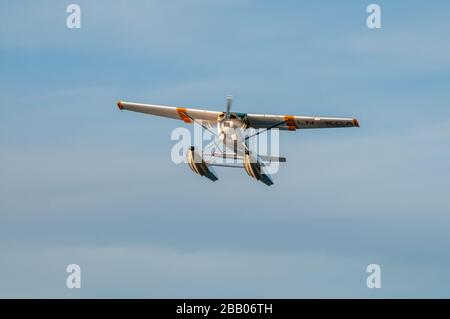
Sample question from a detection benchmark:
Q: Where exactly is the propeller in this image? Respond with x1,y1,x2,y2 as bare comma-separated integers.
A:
225,95,233,119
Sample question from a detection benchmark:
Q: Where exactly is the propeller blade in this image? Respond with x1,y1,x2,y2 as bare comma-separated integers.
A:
226,95,233,119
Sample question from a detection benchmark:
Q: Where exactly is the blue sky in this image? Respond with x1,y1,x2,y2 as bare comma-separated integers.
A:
1,0,450,298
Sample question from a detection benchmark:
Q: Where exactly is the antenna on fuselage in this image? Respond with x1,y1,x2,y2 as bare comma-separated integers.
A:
225,95,233,119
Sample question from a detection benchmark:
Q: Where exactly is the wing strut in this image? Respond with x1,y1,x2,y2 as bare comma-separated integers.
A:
183,112,220,139
244,119,289,141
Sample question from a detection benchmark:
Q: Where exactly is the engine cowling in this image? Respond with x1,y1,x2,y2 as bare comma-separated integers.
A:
243,153,274,186
186,147,218,181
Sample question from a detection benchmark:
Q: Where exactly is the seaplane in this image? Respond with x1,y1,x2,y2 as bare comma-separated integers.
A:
117,97,359,186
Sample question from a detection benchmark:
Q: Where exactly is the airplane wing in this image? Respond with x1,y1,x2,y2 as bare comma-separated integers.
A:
246,114,360,130
117,101,221,124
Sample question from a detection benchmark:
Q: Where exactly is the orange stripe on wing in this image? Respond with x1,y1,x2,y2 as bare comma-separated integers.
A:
176,107,193,123
284,115,298,131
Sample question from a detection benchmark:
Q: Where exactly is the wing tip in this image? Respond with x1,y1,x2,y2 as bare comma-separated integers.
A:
352,118,360,127
117,100,124,110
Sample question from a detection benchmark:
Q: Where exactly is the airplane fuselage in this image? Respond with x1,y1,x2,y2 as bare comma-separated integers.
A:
216,113,247,153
